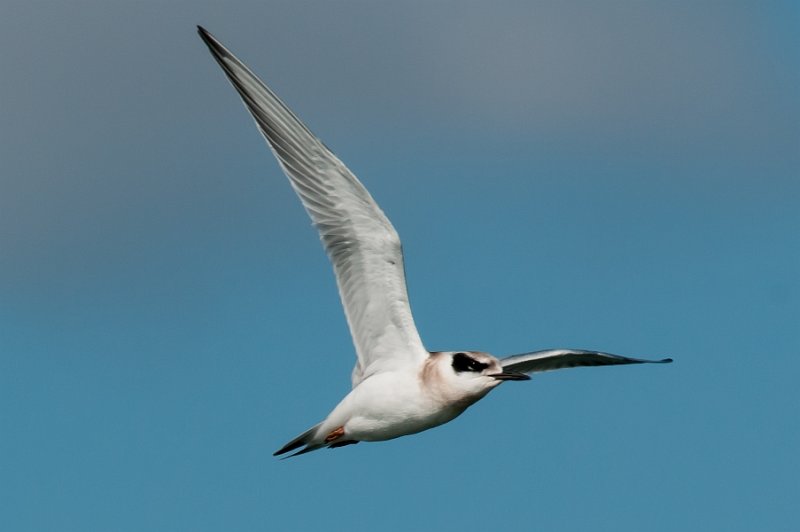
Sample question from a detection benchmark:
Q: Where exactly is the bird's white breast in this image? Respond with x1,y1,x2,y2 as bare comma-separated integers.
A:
321,368,472,442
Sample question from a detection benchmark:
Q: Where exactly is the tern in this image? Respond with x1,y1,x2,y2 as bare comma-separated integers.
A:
197,27,672,458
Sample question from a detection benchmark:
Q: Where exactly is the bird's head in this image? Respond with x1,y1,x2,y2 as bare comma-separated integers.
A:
424,351,530,404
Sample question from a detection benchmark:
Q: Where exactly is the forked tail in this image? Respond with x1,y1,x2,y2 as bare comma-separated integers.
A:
273,423,324,459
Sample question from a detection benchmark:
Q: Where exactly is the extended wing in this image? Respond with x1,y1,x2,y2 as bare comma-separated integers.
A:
198,27,428,386
501,349,672,375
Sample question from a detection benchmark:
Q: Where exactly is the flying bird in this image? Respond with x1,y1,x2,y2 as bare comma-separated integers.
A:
197,26,671,458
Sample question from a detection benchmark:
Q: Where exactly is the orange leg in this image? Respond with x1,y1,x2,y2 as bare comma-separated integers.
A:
324,426,345,443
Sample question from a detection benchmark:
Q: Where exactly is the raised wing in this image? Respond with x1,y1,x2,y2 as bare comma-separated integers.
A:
198,27,428,386
501,349,672,375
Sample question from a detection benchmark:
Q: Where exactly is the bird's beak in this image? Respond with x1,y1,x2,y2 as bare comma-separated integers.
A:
489,372,531,381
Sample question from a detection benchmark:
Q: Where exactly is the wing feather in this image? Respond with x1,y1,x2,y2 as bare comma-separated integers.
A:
501,349,672,375
198,27,427,386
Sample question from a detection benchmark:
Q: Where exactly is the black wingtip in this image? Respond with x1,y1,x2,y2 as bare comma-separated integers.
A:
197,25,214,44
197,25,221,49
659,358,674,363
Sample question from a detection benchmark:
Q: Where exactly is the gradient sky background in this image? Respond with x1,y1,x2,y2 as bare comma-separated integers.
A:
2,2,799,531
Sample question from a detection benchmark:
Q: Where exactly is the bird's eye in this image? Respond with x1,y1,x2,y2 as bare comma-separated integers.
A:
452,352,489,373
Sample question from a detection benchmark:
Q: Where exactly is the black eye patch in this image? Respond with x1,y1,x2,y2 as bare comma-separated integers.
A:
452,352,489,373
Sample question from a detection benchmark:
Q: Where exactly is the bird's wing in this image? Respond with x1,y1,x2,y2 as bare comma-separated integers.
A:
198,27,428,386
500,349,672,375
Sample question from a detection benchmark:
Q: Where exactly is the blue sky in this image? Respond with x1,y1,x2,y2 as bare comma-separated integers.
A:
2,2,798,531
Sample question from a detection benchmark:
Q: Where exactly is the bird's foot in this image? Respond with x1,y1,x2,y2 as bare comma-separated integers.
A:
324,426,346,443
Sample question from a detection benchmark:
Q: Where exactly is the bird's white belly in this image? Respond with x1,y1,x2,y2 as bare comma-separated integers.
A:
322,371,468,442
346,405,464,442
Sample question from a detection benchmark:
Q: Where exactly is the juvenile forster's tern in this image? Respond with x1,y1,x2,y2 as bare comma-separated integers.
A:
198,27,672,458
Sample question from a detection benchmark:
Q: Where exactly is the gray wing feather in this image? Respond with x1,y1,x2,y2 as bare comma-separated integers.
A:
198,27,427,386
501,349,672,375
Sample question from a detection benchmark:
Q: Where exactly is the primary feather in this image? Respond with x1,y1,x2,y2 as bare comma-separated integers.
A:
501,349,672,375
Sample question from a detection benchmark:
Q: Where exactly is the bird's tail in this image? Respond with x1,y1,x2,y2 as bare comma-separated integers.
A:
273,423,324,459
